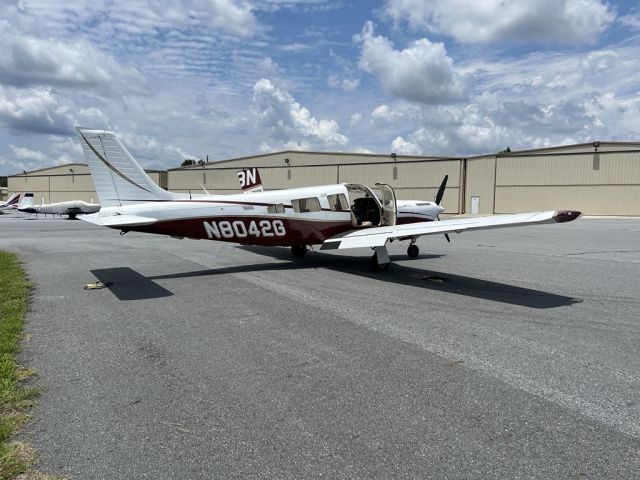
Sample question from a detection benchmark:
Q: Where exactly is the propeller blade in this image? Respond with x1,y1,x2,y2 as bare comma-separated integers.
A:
437,214,451,243
435,175,448,205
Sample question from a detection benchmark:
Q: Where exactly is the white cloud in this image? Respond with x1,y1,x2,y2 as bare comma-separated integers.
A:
9,145,49,163
116,130,194,169
15,0,260,39
391,136,421,155
194,0,260,38
355,22,472,104
328,74,359,92
0,85,76,135
252,78,348,150
383,0,616,45
0,26,145,91
619,13,640,31
371,104,403,122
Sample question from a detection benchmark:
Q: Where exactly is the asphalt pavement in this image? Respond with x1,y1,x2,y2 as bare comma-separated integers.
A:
1,214,639,479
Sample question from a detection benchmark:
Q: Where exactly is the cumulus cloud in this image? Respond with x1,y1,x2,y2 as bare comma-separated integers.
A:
0,85,76,135
355,22,472,104
371,104,403,122
383,0,616,45
391,136,421,155
252,78,348,150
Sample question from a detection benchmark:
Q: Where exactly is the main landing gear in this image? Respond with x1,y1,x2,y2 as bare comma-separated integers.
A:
370,246,390,272
407,243,419,258
291,245,307,257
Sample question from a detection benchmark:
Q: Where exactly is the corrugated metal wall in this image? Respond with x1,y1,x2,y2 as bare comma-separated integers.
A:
465,156,496,214
8,165,163,204
494,149,640,215
6,143,640,215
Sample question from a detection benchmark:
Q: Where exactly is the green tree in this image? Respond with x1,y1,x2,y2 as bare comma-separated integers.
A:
181,159,195,167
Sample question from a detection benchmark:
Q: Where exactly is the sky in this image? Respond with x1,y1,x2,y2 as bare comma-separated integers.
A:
1,0,640,175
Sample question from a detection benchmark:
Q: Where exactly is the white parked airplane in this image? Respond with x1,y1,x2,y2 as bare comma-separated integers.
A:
0,192,21,213
17,192,100,219
75,127,581,271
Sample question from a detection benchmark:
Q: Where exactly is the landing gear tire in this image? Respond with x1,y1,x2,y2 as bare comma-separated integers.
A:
370,253,390,272
407,244,419,258
291,245,307,258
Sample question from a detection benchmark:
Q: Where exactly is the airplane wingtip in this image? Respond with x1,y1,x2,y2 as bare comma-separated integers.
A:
553,210,582,223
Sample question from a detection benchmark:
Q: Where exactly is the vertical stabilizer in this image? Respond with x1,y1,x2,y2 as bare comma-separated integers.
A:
76,127,176,207
2,193,20,207
237,167,263,193
19,193,34,208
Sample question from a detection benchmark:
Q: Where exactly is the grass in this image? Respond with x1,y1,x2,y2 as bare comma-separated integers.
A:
0,251,39,479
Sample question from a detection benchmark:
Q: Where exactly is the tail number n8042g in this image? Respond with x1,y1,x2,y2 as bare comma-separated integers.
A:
203,219,286,239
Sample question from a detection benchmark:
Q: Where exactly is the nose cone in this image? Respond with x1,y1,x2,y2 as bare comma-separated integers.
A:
437,205,445,215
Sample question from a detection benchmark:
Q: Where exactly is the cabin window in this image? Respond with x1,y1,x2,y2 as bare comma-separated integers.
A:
267,203,285,214
292,197,321,213
327,193,348,211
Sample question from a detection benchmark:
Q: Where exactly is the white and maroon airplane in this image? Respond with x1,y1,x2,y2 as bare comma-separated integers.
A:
0,192,21,213
76,127,581,271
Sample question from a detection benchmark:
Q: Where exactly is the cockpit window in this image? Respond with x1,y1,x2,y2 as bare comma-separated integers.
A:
327,193,348,211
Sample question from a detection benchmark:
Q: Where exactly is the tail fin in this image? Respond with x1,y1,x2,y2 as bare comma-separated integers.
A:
237,167,263,193
5,193,20,206
18,193,33,208
76,127,176,207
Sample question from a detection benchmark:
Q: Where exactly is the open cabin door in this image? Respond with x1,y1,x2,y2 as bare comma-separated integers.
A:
375,183,397,226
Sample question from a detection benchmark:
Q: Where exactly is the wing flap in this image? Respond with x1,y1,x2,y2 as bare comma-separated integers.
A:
80,213,158,228
321,210,581,250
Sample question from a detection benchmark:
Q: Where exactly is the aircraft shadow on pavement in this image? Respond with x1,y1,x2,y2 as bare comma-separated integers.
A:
147,246,581,309
235,246,581,309
90,267,173,301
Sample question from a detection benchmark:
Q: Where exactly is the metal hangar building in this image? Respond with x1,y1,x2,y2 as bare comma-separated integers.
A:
6,141,640,216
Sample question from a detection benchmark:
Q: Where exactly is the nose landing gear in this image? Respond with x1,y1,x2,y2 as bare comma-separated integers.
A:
407,243,419,258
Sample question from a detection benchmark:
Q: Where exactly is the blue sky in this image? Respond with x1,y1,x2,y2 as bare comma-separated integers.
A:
1,0,640,175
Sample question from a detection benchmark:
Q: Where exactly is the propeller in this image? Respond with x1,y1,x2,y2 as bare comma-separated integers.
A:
434,175,450,243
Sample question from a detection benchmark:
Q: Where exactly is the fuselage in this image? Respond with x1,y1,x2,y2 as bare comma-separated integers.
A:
94,183,444,246
19,200,100,216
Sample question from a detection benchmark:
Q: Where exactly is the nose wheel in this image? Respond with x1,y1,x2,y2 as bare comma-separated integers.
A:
407,244,419,258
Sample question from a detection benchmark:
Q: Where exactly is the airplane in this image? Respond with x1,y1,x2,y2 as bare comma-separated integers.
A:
17,192,100,219
75,127,581,271
0,192,21,213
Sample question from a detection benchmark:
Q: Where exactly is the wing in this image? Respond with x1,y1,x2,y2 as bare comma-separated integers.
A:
321,210,581,250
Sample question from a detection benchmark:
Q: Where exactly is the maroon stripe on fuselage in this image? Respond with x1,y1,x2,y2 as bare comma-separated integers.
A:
128,216,355,246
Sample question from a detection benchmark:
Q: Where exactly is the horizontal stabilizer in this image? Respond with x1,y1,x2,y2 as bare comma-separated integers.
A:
80,213,158,228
